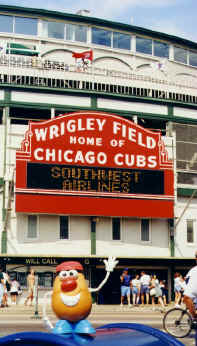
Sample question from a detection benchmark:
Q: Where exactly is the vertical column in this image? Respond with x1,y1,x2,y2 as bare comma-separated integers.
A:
91,96,97,109
51,108,55,119
167,265,172,303
168,218,175,257
90,217,96,255
1,106,9,254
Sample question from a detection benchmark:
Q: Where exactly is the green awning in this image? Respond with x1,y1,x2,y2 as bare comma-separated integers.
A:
6,43,39,57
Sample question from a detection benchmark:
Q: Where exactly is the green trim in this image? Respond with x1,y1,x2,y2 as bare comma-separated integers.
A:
2,82,197,111
93,56,132,70
1,231,7,255
0,5,197,51
0,85,197,124
2,102,197,125
5,100,171,122
4,89,11,103
177,188,197,197
91,96,97,108
168,106,173,117
0,178,4,186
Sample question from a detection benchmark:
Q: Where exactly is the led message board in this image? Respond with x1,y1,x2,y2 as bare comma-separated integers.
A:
15,111,174,218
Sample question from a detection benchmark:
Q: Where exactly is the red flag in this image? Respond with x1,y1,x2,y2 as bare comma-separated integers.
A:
72,50,93,61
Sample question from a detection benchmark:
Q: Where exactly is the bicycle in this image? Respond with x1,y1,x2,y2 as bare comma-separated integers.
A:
163,307,197,338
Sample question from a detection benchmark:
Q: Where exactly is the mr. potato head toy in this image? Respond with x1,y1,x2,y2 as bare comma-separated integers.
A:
43,256,118,336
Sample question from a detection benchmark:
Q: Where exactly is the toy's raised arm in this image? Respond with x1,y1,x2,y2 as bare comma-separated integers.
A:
42,291,54,331
89,257,118,293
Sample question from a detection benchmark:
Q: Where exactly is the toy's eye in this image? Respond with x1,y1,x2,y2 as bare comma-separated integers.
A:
68,270,78,278
59,271,69,279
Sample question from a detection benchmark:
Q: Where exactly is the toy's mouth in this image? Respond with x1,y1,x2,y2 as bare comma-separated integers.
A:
60,293,81,307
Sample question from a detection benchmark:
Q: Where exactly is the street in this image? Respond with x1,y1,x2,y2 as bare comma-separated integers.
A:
0,304,196,345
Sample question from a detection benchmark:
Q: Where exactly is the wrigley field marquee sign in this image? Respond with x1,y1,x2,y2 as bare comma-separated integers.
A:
15,111,174,217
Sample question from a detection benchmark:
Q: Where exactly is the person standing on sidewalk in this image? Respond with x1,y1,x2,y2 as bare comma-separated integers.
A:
0,266,5,308
140,271,151,305
120,268,132,307
131,274,141,306
2,272,10,307
150,274,165,311
10,276,20,305
24,269,35,306
174,272,182,307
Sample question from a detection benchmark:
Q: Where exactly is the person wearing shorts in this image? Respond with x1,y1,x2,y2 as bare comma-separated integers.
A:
140,271,151,305
131,274,140,306
10,276,20,305
174,272,182,307
0,266,5,308
183,251,197,319
120,268,131,307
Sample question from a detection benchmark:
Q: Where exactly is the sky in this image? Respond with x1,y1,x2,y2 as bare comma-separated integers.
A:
0,0,197,43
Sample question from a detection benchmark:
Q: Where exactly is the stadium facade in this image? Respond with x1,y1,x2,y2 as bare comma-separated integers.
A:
0,4,197,302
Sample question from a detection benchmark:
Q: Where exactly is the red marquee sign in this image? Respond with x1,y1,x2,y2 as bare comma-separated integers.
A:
15,111,174,218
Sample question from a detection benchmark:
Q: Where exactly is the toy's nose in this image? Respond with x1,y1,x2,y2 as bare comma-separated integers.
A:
61,277,77,292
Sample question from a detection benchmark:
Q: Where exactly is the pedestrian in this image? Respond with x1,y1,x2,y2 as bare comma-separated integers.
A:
0,266,5,308
10,276,20,305
174,272,182,307
150,274,165,311
2,272,10,307
131,274,141,306
159,280,168,306
120,268,132,307
24,268,35,306
183,250,197,319
179,275,187,305
140,271,151,305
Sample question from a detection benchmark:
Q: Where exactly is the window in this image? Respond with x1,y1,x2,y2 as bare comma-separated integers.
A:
60,216,69,239
189,51,197,67
38,272,54,287
141,219,150,241
66,24,87,42
48,21,65,39
27,215,38,239
187,220,194,243
112,218,121,240
8,272,27,288
153,40,169,58
15,17,38,36
0,15,13,33
136,36,152,55
113,32,131,50
174,46,188,64
92,27,112,47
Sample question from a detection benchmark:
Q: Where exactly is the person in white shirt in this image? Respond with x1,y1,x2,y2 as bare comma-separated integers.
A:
174,272,182,307
183,251,197,319
140,271,151,305
2,272,10,307
131,274,141,306
10,276,20,305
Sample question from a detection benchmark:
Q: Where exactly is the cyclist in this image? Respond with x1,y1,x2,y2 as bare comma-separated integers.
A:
183,250,197,319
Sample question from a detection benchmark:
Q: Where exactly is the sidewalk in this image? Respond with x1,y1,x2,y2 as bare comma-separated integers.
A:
0,302,174,315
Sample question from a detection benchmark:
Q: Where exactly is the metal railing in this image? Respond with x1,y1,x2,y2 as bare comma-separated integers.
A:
0,53,197,104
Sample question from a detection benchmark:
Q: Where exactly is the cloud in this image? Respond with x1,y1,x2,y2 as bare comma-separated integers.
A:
0,0,178,19
60,0,179,19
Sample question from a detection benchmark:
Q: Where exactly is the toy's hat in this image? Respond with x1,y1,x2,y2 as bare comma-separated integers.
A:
56,261,83,272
